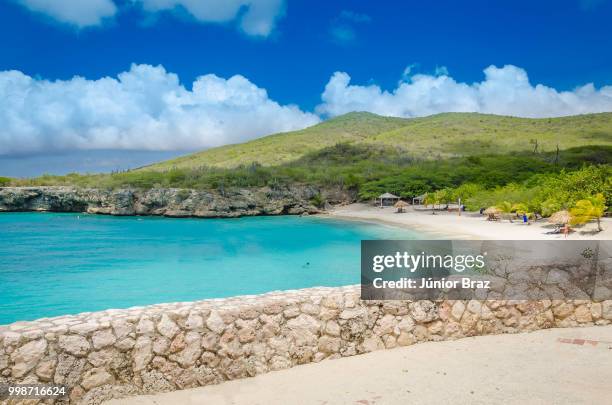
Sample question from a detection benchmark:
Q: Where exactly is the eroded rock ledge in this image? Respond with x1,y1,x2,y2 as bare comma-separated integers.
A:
0,186,351,218
1,286,611,404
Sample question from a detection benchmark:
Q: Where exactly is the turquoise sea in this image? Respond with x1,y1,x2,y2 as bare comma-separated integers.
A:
0,212,421,324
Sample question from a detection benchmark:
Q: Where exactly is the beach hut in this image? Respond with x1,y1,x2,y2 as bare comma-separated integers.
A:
375,192,400,207
412,194,426,206
394,200,409,213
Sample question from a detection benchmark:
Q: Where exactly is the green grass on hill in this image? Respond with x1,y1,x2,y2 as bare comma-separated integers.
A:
145,112,410,170
9,143,611,199
145,112,612,170
4,112,611,217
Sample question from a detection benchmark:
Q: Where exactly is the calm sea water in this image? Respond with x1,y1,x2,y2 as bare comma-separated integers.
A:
0,213,421,324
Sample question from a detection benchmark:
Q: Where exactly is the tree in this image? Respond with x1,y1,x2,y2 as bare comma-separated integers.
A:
512,202,530,217
530,138,539,153
450,183,482,202
570,194,607,232
423,192,439,215
436,189,454,205
511,203,527,214
424,189,454,214
540,198,562,217
496,201,514,222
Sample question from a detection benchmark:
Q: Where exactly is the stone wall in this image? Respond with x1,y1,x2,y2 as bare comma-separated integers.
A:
1,286,611,404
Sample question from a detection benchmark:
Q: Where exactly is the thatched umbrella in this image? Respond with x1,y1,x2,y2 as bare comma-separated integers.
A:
483,206,502,221
483,206,501,215
548,210,572,225
394,200,409,213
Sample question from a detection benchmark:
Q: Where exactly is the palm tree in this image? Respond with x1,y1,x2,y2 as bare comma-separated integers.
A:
512,203,533,222
496,201,514,222
423,193,438,215
570,193,607,232
424,189,454,214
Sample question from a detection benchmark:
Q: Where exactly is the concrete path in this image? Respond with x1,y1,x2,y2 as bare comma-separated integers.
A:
107,326,612,405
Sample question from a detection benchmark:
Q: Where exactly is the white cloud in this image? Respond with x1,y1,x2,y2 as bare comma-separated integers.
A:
15,0,286,36
134,0,286,36
3,63,611,157
330,9,370,44
434,65,449,76
338,10,371,23
317,65,612,118
330,25,355,43
17,0,117,27
0,64,319,156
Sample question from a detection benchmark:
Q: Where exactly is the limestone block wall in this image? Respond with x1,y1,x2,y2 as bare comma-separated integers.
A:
1,286,611,404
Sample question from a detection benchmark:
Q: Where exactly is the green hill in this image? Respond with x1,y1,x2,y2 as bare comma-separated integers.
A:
146,111,612,170
7,111,611,219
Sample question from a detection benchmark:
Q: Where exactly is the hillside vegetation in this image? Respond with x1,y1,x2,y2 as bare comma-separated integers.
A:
145,112,612,170
5,112,611,218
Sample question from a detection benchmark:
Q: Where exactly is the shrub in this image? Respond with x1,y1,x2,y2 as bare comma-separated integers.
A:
310,193,324,208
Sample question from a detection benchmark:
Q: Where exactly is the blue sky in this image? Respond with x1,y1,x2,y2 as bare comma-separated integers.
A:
1,0,612,175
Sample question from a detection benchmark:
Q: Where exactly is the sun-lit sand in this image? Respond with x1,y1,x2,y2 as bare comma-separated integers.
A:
326,203,612,240
107,326,612,405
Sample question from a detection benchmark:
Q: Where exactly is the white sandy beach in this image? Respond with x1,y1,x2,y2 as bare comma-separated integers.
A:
326,203,612,240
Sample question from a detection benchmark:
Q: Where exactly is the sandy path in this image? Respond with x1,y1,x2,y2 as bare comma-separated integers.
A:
106,325,612,405
326,203,612,240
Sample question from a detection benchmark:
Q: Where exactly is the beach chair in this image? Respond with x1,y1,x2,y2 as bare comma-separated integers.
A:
486,213,500,221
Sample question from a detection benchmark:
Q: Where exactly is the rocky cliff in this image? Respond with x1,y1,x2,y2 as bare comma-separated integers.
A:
0,186,353,218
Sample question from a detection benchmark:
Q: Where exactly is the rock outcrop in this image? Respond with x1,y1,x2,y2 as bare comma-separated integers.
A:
0,186,352,218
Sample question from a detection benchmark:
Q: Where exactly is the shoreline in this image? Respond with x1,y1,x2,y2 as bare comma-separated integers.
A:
3,202,610,240
325,203,612,240
318,210,471,239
